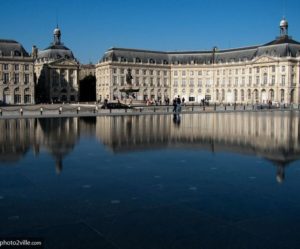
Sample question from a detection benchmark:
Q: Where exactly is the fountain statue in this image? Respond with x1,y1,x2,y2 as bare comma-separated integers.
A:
119,69,139,99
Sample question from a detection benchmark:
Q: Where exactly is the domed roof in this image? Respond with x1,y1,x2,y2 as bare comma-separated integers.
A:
280,18,288,27
37,44,75,60
37,27,75,60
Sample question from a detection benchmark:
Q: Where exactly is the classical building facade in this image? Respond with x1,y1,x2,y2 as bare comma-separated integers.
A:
34,27,80,103
96,19,300,104
0,39,35,104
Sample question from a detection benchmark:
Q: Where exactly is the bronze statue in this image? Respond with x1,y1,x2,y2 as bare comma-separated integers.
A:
126,69,133,85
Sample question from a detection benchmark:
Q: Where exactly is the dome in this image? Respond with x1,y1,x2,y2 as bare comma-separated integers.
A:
37,44,75,60
280,18,288,27
37,27,76,61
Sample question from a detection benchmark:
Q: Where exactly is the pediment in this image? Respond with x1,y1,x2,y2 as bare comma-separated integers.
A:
48,59,79,67
253,56,277,64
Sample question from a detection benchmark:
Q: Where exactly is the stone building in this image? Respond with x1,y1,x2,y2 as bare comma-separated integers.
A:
96,18,300,104
34,27,79,103
0,39,35,104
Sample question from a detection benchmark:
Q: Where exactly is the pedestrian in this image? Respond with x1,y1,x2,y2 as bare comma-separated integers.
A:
176,95,181,112
172,98,177,112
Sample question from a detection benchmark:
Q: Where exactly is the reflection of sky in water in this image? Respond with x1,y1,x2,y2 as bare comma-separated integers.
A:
0,112,300,249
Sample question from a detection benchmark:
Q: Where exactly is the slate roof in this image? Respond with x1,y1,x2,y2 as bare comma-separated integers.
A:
0,39,29,57
37,43,75,60
101,35,300,64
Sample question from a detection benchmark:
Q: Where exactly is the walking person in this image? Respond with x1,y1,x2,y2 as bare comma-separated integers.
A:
172,98,177,112
176,95,181,113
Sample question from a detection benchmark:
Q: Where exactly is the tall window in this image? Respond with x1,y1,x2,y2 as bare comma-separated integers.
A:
24,64,29,71
235,77,238,86
271,75,275,85
241,89,244,101
25,95,31,104
113,76,117,85
24,73,29,85
256,76,260,85
197,79,202,87
189,79,194,87
150,78,154,86
136,77,140,86
281,75,285,86
14,64,19,71
263,73,267,85
222,89,225,101
157,78,160,87
14,73,19,84
4,73,9,84
254,90,258,101
234,89,238,102
280,89,285,102
182,70,186,77
164,78,168,87
120,76,125,86
272,65,275,73
174,71,178,76
3,64,8,70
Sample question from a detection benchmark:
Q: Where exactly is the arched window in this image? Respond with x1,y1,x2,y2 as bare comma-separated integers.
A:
263,73,268,85
234,89,238,102
269,89,274,101
241,89,244,101
247,89,251,100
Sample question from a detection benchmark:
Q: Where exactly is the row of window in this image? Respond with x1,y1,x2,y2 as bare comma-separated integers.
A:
13,95,32,104
173,75,291,87
110,68,169,76
173,65,294,77
172,88,286,102
117,57,169,65
2,73,30,84
1,64,30,71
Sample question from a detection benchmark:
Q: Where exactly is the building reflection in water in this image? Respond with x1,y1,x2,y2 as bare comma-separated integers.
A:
0,111,299,182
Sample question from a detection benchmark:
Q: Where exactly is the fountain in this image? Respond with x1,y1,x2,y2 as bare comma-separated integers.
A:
119,69,139,101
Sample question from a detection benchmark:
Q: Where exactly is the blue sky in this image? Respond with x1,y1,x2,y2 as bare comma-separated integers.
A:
1,0,299,64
